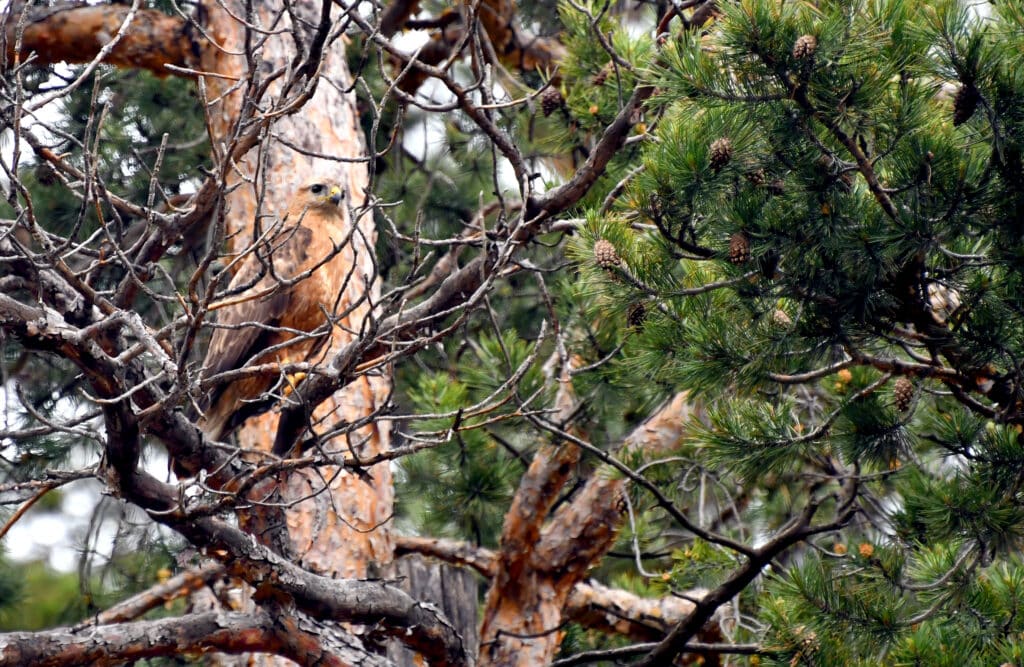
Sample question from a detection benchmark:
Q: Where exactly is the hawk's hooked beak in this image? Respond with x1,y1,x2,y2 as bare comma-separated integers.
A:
329,186,343,206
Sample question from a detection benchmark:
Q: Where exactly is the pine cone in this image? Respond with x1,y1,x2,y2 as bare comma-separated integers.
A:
728,232,751,265
893,377,914,412
627,302,647,330
709,137,733,172
927,282,962,324
541,86,564,117
953,84,980,126
593,238,621,269
792,34,818,60
593,62,613,86
771,308,791,326
745,169,767,186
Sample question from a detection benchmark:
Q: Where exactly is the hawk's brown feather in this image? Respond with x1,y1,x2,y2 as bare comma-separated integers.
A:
199,182,346,441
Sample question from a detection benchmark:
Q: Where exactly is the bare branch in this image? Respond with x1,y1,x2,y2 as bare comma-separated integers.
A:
0,609,385,667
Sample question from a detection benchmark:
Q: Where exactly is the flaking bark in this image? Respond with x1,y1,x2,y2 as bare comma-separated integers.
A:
0,610,383,667
478,381,706,664
394,535,729,645
192,0,393,662
2,3,199,75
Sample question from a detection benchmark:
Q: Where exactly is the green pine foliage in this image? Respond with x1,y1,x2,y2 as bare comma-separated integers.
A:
0,550,176,632
397,332,547,546
394,2,1024,660
556,0,1024,662
11,0,1024,663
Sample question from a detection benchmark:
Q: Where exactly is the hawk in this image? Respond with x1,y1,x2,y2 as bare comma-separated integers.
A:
199,181,346,442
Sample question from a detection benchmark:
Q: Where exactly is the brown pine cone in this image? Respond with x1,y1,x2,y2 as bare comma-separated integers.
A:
541,86,564,117
771,309,792,327
709,137,733,172
593,239,621,269
593,62,613,86
745,169,767,186
953,84,980,126
792,34,818,60
893,377,914,412
728,232,751,265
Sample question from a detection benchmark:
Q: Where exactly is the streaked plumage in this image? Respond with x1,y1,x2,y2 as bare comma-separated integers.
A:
199,181,345,441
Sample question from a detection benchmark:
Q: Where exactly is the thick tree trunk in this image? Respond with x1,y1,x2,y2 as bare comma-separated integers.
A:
388,555,480,667
479,391,704,666
193,1,391,663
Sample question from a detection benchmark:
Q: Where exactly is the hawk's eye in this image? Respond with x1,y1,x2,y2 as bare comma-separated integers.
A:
310,184,325,195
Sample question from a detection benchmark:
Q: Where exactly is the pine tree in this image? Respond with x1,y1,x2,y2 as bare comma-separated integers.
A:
569,0,1024,664
6,0,1024,665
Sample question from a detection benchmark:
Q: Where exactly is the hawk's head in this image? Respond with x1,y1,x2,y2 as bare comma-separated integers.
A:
284,181,344,225
296,181,344,209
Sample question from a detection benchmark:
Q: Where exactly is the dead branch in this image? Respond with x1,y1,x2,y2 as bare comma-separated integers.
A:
0,609,383,667
77,562,227,628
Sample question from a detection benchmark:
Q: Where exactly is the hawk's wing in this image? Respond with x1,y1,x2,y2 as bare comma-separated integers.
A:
201,223,313,413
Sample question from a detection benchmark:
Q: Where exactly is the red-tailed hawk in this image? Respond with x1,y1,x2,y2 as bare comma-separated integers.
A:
199,181,346,442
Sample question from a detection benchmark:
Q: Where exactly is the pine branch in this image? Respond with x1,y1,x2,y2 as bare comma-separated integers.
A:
0,609,383,667
393,536,727,644
73,562,226,629
114,467,472,666
635,478,859,665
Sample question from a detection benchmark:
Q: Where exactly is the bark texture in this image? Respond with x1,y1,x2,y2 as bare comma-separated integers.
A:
198,0,391,569
3,3,199,75
0,609,386,667
478,374,702,665
388,554,481,667
392,0,565,93
394,535,730,644
194,1,392,662
478,364,590,666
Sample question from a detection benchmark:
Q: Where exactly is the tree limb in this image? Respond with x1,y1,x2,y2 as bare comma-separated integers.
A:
115,467,470,666
2,2,201,77
77,562,227,628
393,535,729,644
0,609,385,667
